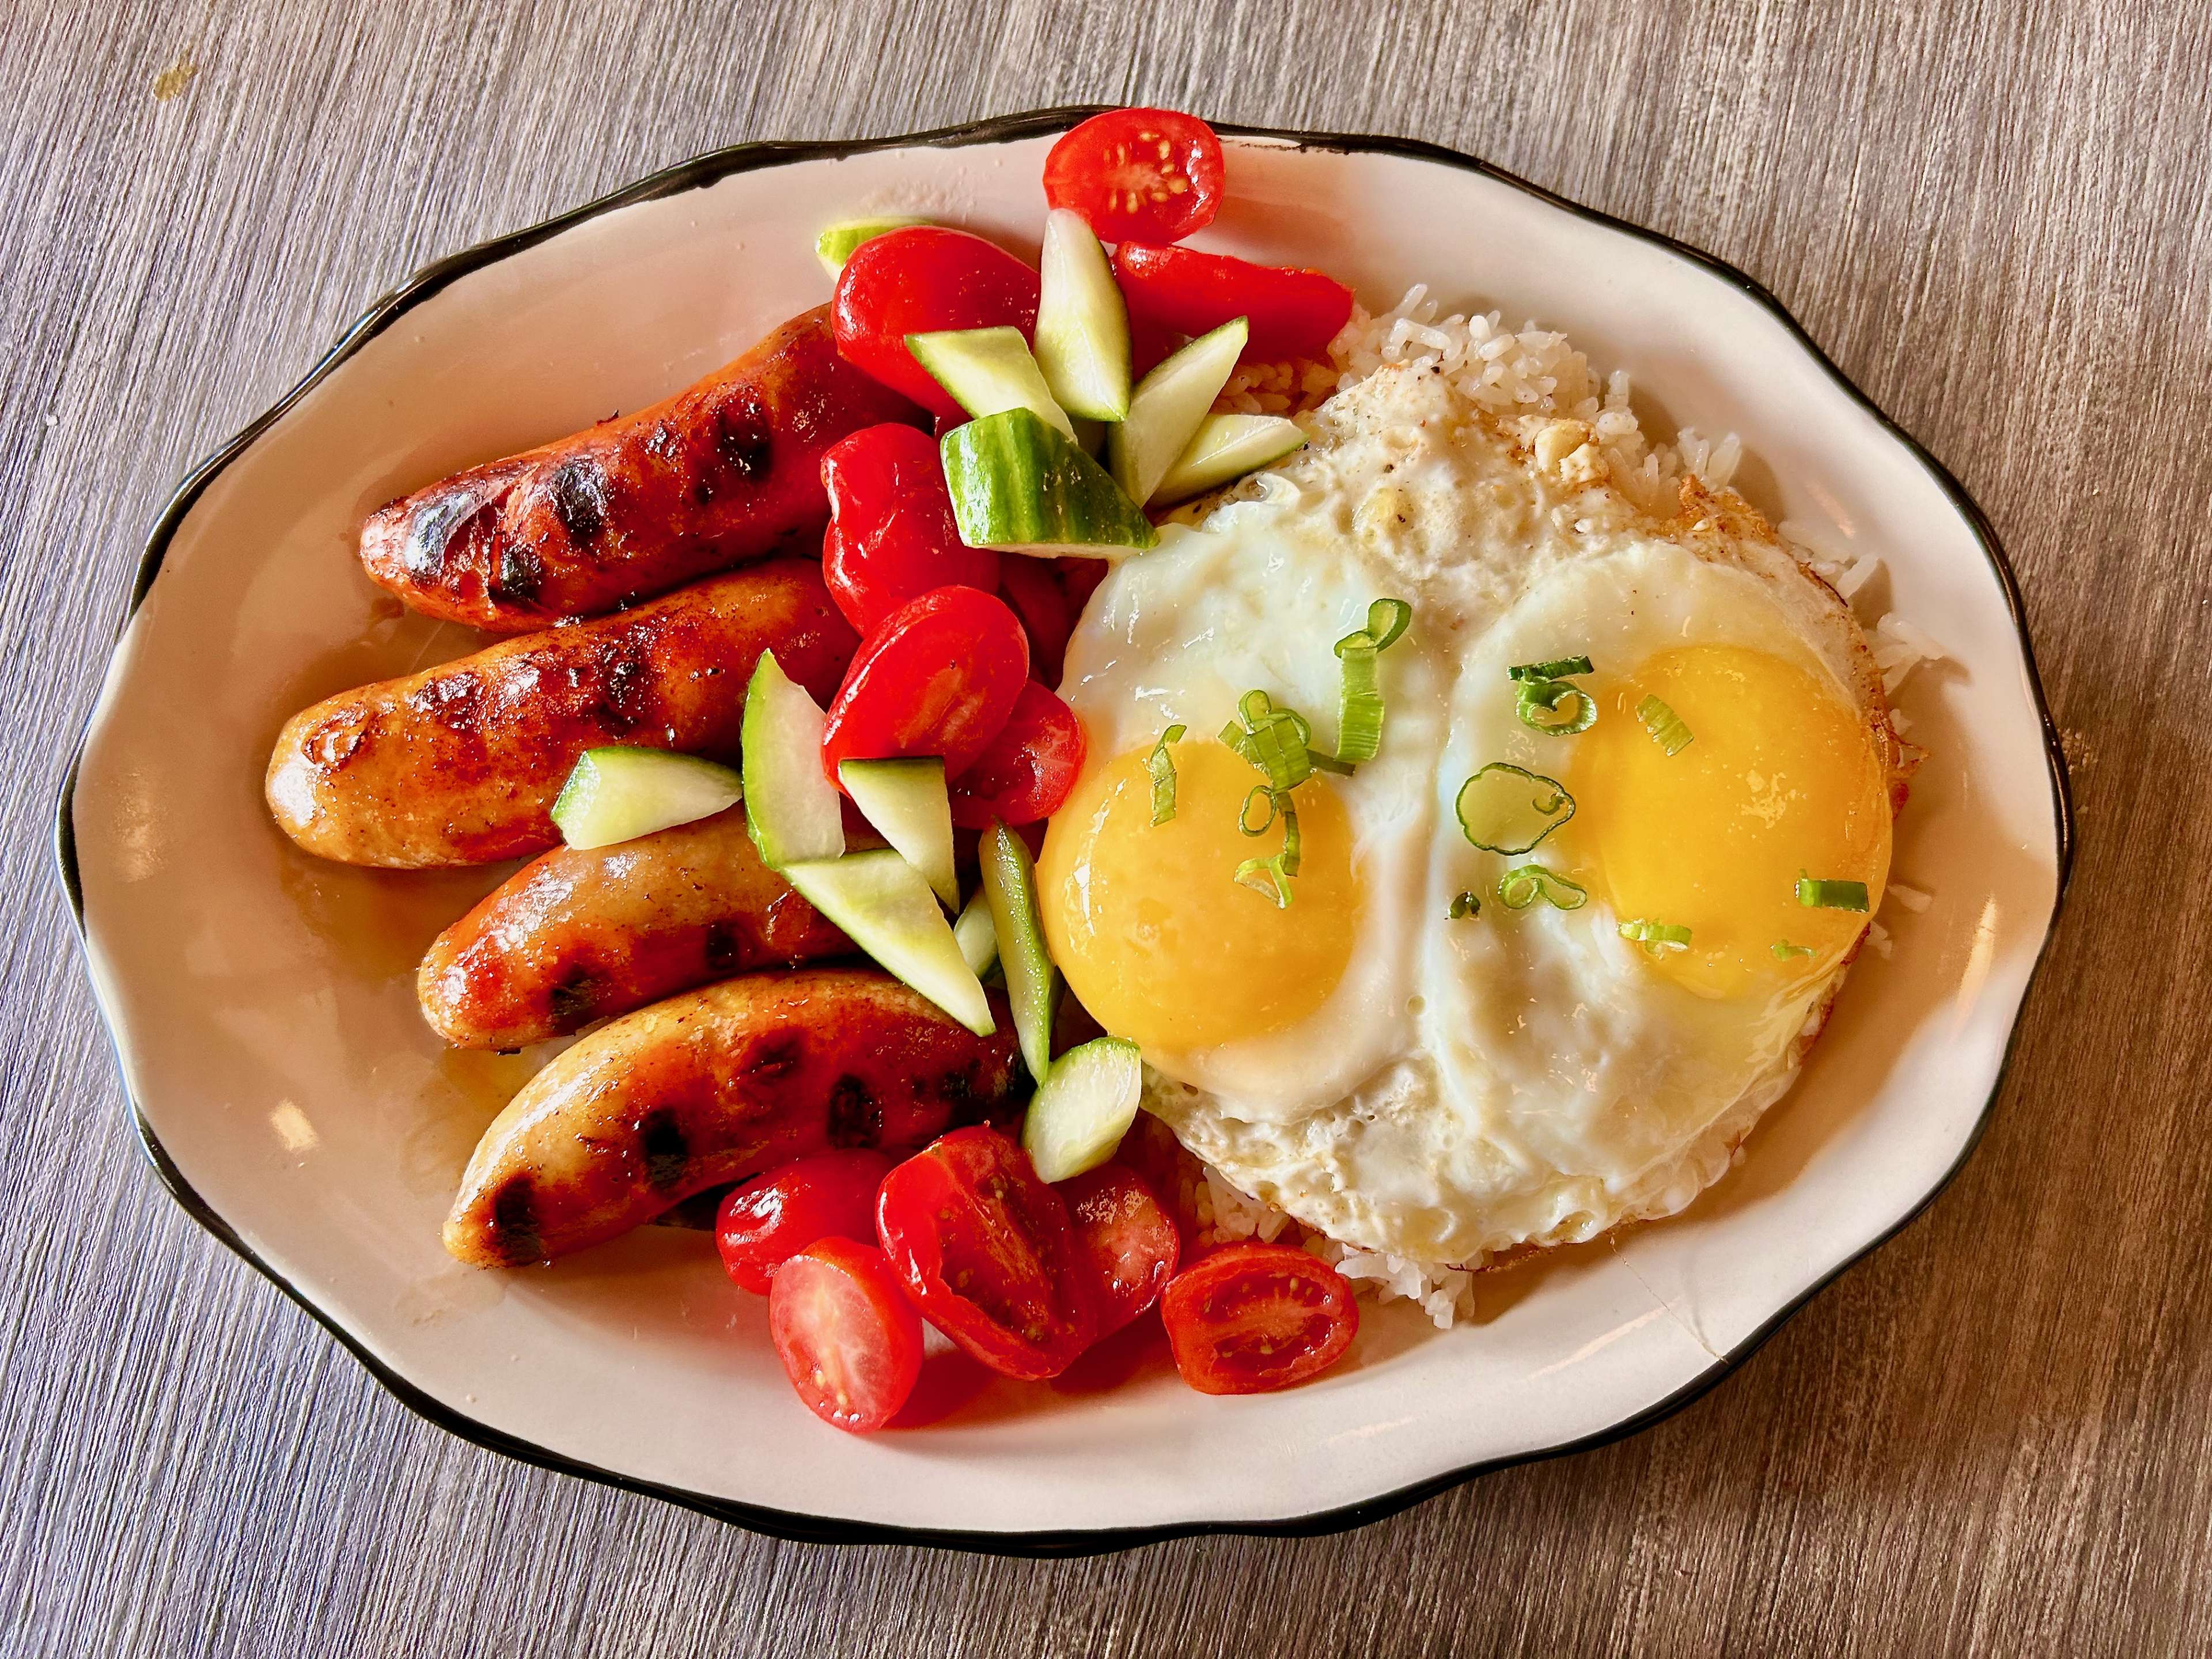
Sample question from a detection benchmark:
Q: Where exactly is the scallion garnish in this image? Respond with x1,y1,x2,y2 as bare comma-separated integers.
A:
1771,941,1815,960
1619,919,1692,954
1147,724,1187,825
1234,788,1301,908
1455,763,1576,855
1508,656,1594,681
1332,598,1414,763
1220,690,1319,791
1449,891,1480,919
1635,694,1694,756
1515,676,1597,736
1496,865,1588,911
1796,875,1870,911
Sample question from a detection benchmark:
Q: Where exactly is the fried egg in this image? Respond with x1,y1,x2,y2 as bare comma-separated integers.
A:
1039,358,1903,1271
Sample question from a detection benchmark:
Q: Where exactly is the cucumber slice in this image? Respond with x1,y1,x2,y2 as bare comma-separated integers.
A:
1021,1037,1143,1183
1151,414,1309,507
815,216,927,277
838,757,957,908
906,328,1075,440
741,651,844,869
550,748,742,850
780,850,994,1036
940,409,1158,558
953,888,999,977
1034,209,1131,422
1107,317,1248,507
980,820,1058,1082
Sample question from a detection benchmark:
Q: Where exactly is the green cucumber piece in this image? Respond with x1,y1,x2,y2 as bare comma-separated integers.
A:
837,757,957,908
780,850,994,1036
1021,1036,1143,1183
906,327,1074,439
1151,414,1309,506
940,409,1157,558
815,216,927,277
1107,316,1248,506
1035,209,1131,422
550,748,742,850
980,820,1058,1082
741,652,844,869
953,888,999,977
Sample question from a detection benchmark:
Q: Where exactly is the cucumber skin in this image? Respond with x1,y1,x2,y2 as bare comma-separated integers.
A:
1020,1036,1143,1183
980,821,1059,1084
940,410,1157,556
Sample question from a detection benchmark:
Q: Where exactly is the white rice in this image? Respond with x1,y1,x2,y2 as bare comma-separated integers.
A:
1181,289,1944,1329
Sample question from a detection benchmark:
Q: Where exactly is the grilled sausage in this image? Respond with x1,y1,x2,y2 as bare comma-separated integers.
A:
266,560,854,868
417,804,855,1049
359,307,921,632
443,969,1017,1267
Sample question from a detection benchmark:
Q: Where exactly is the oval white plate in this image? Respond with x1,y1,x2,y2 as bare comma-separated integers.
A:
61,111,2070,1552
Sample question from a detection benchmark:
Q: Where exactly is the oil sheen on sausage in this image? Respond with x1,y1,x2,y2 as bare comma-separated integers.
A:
266,560,855,869
442,969,1017,1267
418,805,855,1050
358,306,922,631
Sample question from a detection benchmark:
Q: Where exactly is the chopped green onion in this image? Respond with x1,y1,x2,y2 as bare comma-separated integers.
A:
1514,676,1597,736
1332,597,1414,764
1147,724,1187,825
1635,694,1694,756
1448,891,1481,919
1234,790,1301,908
1496,865,1588,911
1796,875,1870,911
1219,689,1319,791
1454,763,1576,855
1509,655,1594,681
1619,918,1692,953
1772,941,1816,960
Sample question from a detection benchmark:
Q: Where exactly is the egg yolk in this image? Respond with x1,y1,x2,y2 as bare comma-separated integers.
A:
1564,643,1891,999
1039,740,1361,1054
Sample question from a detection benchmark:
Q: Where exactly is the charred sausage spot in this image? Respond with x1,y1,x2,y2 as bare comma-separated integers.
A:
741,1032,805,1086
548,457,611,546
301,709,374,772
547,970,600,1033
937,1065,992,1125
406,672,486,733
404,489,494,578
827,1075,881,1147
493,541,545,605
488,1175,544,1265
701,921,748,976
637,1108,690,1191
713,392,773,484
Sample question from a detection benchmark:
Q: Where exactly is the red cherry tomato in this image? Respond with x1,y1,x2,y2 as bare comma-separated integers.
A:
821,586,1029,786
821,426,1000,634
768,1238,923,1433
946,680,1086,829
1061,1164,1181,1336
832,227,1041,420
995,555,1071,683
715,1149,895,1294
1043,108,1227,244
1159,1241,1358,1395
1112,243,1355,362
874,1126,1097,1380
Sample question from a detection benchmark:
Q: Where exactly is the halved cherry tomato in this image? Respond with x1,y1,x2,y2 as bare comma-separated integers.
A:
769,1238,923,1433
1112,243,1355,362
875,1126,1097,1380
1061,1164,1180,1336
715,1149,895,1294
821,426,1000,634
820,586,1029,786
946,680,1086,829
995,556,1071,683
1043,108,1226,244
1159,1241,1358,1395
832,227,1041,419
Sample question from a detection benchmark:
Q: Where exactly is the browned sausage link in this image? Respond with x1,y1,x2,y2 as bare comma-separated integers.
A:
443,969,1017,1267
417,804,857,1049
359,307,922,632
266,561,855,869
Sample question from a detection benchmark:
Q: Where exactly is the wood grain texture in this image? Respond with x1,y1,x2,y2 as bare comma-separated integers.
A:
3,0,2208,1652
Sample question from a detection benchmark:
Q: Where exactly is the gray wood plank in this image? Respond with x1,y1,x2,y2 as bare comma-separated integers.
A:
3,0,2208,1652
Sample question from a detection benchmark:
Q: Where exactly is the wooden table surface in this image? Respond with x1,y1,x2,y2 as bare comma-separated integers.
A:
5,1,2207,1652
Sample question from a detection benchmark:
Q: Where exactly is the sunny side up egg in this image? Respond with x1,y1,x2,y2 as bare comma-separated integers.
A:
1039,362,1903,1271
